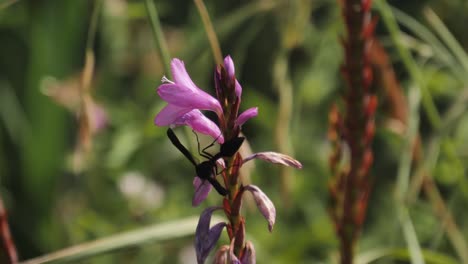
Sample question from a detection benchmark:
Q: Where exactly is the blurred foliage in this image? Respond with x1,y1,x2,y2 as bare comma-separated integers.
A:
0,0,468,263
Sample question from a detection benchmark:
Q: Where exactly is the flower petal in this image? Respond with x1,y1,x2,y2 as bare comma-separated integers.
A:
244,185,276,232
243,151,302,169
154,104,191,126
195,207,225,264
236,107,258,127
213,245,229,264
173,110,224,143
158,83,222,114
171,59,199,91
193,177,212,207
235,80,242,99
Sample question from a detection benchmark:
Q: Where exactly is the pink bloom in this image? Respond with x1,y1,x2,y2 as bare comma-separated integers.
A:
155,59,224,143
157,59,222,114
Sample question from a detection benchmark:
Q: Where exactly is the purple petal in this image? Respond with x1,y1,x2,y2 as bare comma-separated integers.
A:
195,207,226,264
236,107,258,127
193,177,212,207
243,152,302,169
173,110,224,143
244,185,276,232
235,80,242,99
154,104,192,126
171,59,199,91
158,83,222,114
224,56,235,78
240,241,256,264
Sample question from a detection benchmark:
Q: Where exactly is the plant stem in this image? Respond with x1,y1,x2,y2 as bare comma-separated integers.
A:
193,0,223,65
144,0,172,78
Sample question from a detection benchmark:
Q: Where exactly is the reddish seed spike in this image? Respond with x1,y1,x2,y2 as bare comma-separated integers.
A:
362,0,372,13
362,16,378,39
362,65,373,89
360,149,373,175
365,95,378,117
364,120,375,145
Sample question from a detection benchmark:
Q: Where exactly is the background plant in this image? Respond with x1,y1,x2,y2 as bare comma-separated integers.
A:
0,0,468,263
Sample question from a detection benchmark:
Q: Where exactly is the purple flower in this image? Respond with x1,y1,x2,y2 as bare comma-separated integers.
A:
158,59,222,114
195,207,226,264
155,59,224,143
244,185,276,232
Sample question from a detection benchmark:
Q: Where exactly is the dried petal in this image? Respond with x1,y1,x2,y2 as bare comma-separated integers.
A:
193,177,212,206
229,238,241,264
243,152,302,169
236,107,258,127
195,207,226,264
213,245,230,264
240,241,256,264
244,185,276,232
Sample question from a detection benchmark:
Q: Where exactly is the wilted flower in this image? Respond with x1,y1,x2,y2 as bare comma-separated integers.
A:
244,185,276,232
195,207,226,264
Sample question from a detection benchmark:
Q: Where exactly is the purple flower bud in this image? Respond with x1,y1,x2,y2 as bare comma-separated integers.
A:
213,245,229,264
236,107,258,127
222,55,242,99
195,207,226,264
243,152,302,169
224,56,235,79
192,177,212,207
240,241,256,264
244,185,276,232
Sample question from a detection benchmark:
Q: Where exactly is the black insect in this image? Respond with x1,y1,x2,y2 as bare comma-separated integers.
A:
166,128,245,196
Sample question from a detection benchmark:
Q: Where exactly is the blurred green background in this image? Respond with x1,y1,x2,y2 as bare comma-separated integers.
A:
1,0,468,263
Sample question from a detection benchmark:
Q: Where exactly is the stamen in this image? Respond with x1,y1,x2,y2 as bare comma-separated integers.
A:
161,76,174,84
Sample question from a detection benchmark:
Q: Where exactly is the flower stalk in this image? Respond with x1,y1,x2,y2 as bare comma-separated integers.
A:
155,56,301,263
328,0,377,263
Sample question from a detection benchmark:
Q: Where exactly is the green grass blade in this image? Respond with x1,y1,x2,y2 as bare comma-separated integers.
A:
20,216,218,264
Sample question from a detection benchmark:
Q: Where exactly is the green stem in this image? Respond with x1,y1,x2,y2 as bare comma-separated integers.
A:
144,0,172,78
193,0,223,65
